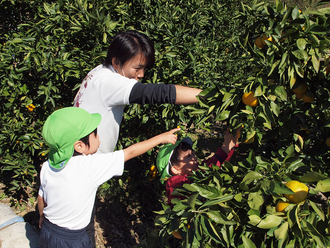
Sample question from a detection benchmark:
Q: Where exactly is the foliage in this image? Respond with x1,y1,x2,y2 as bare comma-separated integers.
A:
195,0,330,166
0,0,122,198
133,1,330,247
0,0,250,201
138,149,330,247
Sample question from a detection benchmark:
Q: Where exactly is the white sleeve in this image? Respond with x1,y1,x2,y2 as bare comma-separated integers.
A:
38,162,47,197
100,74,138,107
86,150,125,186
38,185,44,197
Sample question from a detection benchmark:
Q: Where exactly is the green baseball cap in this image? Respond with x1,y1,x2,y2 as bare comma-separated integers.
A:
156,137,192,184
42,107,101,169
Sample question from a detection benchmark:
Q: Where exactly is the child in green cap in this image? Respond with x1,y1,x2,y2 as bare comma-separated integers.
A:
156,128,240,206
38,107,179,248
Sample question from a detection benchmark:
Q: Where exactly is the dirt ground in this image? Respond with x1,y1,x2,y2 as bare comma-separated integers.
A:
0,123,240,247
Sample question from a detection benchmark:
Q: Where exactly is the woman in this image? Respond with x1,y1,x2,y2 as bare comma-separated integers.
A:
73,30,202,246
74,30,202,154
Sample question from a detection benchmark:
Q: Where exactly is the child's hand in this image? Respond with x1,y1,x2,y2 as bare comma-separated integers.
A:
160,127,180,145
221,127,241,154
39,213,45,228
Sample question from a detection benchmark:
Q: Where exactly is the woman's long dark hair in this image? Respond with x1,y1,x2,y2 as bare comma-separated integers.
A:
103,30,155,69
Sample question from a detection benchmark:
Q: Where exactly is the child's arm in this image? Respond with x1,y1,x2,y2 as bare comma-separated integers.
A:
123,128,180,162
221,128,240,154
38,195,47,228
203,128,240,167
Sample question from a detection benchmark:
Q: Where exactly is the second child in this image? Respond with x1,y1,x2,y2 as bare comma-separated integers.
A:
156,129,240,206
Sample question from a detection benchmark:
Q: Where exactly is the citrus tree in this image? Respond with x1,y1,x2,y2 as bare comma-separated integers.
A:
136,1,330,247
145,152,330,248
0,0,122,198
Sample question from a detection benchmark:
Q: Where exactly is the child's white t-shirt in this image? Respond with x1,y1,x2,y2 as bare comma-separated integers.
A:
73,65,138,153
38,150,124,230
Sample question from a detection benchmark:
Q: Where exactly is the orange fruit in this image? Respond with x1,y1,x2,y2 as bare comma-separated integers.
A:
301,91,315,102
326,137,330,148
255,36,264,48
284,180,309,203
292,82,307,94
276,201,290,212
172,230,182,239
295,93,304,99
261,35,273,45
255,35,273,48
242,92,258,107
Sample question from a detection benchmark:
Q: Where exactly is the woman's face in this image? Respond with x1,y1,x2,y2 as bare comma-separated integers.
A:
119,53,147,81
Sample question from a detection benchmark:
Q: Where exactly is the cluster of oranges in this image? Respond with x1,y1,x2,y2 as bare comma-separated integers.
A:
291,78,315,102
26,104,36,112
149,165,157,181
275,180,309,212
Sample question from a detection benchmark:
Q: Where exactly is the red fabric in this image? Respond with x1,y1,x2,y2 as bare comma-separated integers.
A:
166,147,236,206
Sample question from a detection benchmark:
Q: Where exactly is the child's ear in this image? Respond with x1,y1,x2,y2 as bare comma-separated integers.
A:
170,165,182,176
74,141,85,154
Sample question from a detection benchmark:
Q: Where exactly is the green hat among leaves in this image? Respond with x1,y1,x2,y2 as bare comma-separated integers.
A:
156,137,192,184
42,107,101,169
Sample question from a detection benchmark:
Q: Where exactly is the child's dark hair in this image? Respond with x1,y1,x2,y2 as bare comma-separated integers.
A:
170,142,193,166
73,129,97,156
103,30,155,69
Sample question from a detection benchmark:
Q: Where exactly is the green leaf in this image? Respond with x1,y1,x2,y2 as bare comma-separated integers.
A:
270,101,280,116
297,38,307,50
269,181,295,194
313,179,330,193
309,200,325,221
172,201,188,212
304,220,328,247
188,193,198,210
274,222,289,240
248,191,264,211
312,54,320,72
257,215,283,229
242,235,257,248
202,194,234,207
299,172,328,183
242,171,263,184
268,60,280,76
274,86,287,101
248,215,262,226
216,110,230,121
309,25,328,34
201,215,222,243
276,0,283,12
9,38,23,44
207,211,237,225
184,184,221,199
309,34,320,45
292,50,308,60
